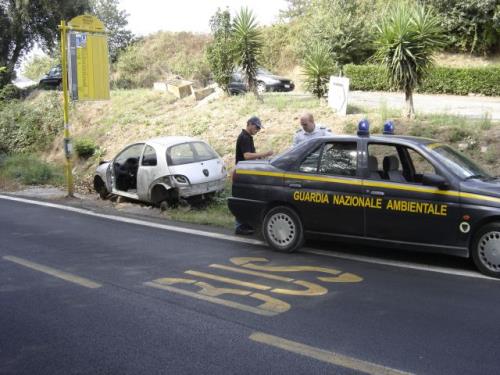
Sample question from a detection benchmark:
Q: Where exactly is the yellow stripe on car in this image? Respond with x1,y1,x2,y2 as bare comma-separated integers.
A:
235,169,500,205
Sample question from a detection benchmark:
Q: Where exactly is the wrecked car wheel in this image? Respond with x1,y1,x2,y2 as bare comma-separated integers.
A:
93,176,109,200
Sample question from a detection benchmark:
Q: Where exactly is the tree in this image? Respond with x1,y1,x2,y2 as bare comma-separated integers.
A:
0,0,90,87
206,8,234,94
302,0,377,68
373,3,445,118
22,55,57,81
279,0,311,21
302,42,337,99
232,7,263,98
90,0,133,62
428,0,500,55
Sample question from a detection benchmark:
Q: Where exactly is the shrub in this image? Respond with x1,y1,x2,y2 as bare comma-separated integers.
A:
0,91,61,153
345,64,500,96
74,138,98,159
0,154,63,185
0,84,22,101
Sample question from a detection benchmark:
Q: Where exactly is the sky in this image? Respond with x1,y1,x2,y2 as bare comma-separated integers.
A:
118,0,288,35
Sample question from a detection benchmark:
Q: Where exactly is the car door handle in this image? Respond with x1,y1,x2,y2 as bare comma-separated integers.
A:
288,183,302,188
368,190,385,196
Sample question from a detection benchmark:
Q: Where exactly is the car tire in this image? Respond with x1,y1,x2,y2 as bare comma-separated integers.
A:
471,222,500,278
93,176,109,200
256,81,266,95
262,206,304,253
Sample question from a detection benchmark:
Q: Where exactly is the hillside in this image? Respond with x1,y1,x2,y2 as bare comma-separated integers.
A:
34,89,499,193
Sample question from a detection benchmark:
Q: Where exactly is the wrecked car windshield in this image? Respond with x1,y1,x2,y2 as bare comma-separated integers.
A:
167,142,218,166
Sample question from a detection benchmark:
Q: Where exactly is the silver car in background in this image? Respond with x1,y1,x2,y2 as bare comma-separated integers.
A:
94,136,227,206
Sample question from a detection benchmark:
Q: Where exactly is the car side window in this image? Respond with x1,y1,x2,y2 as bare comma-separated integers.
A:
115,144,144,165
407,148,437,182
141,145,157,166
319,142,357,176
368,144,403,181
299,146,321,173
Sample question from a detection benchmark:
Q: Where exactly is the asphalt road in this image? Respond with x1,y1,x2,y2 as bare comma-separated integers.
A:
1,197,499,375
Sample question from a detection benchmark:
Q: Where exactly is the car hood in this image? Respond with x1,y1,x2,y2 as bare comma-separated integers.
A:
460,178,500,207
258,74,291,82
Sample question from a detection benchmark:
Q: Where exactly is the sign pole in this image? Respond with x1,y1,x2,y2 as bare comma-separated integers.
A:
59,20,74,197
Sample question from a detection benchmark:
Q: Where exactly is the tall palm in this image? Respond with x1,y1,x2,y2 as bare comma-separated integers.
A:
373,3,445,118
302,42,337,99
233,7,263,98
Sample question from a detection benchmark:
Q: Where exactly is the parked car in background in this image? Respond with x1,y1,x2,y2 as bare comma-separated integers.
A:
94,137,227,207
39,66,62,89
228,68,295,95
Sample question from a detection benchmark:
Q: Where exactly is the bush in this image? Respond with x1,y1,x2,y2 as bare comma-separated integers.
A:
0,84,22,101
74,138,98,159
0,154,63,185
345,64,500,96
0,91,61,154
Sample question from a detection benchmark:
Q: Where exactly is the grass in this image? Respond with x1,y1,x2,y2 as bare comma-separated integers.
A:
166,200,234,228
0,154,64,186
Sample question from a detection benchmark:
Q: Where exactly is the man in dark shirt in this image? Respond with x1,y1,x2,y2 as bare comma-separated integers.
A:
234,116,273,235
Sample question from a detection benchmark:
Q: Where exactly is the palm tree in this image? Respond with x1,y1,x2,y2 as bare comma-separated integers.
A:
232,7,263,98
373,3,445,118
302,42,337,99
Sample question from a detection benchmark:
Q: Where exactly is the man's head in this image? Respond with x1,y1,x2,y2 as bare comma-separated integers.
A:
246,116,263,135
300,113,315,133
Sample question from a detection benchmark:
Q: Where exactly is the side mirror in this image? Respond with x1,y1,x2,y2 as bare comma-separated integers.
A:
422,173,449,190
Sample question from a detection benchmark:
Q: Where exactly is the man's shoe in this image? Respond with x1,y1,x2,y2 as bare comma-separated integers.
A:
235,227,254,235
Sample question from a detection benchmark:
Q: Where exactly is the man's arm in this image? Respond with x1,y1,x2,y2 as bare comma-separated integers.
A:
243,150,273,160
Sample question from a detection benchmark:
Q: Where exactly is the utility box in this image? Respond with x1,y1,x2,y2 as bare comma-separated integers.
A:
153,82,168,92
194,87,215,101
167,79,193,99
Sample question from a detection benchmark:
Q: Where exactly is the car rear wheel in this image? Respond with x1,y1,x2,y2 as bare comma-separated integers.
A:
471,222,500,278
263,206,304,253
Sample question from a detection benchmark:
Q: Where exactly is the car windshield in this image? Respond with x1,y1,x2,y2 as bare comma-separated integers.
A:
429,144,493,180
167,141,218,166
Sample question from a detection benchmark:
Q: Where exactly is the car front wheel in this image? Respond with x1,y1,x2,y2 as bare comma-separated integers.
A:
471,222,500,278
263,206,304,253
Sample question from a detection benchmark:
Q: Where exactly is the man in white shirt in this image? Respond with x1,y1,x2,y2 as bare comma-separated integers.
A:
293,112,331,146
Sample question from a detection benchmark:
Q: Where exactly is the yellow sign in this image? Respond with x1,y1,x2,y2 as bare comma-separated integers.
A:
67,15,110,101
68,15,105,32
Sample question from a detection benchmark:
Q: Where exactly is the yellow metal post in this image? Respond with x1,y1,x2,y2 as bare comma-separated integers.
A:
59,20,74,197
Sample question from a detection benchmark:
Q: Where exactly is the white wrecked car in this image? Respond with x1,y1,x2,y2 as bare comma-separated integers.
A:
94,136,227,206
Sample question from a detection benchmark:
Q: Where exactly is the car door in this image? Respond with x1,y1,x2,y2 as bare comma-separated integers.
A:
111,143,145,198
363,142,460,247
137,144,159,201
286,140,364,235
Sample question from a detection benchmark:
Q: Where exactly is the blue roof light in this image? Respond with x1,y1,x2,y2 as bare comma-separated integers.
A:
383,120,395,135
357,119,370,136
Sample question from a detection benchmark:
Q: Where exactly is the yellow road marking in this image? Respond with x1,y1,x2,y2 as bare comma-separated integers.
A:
210,264,295,282
144,281,289,316
184,270,271,291
3,256,101,289
249,332,414,375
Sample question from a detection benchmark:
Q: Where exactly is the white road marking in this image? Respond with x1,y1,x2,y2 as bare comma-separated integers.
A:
0,194,496,281
3,255,102,289
249,332,414,375
302,249,498,281
0,194,263,246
